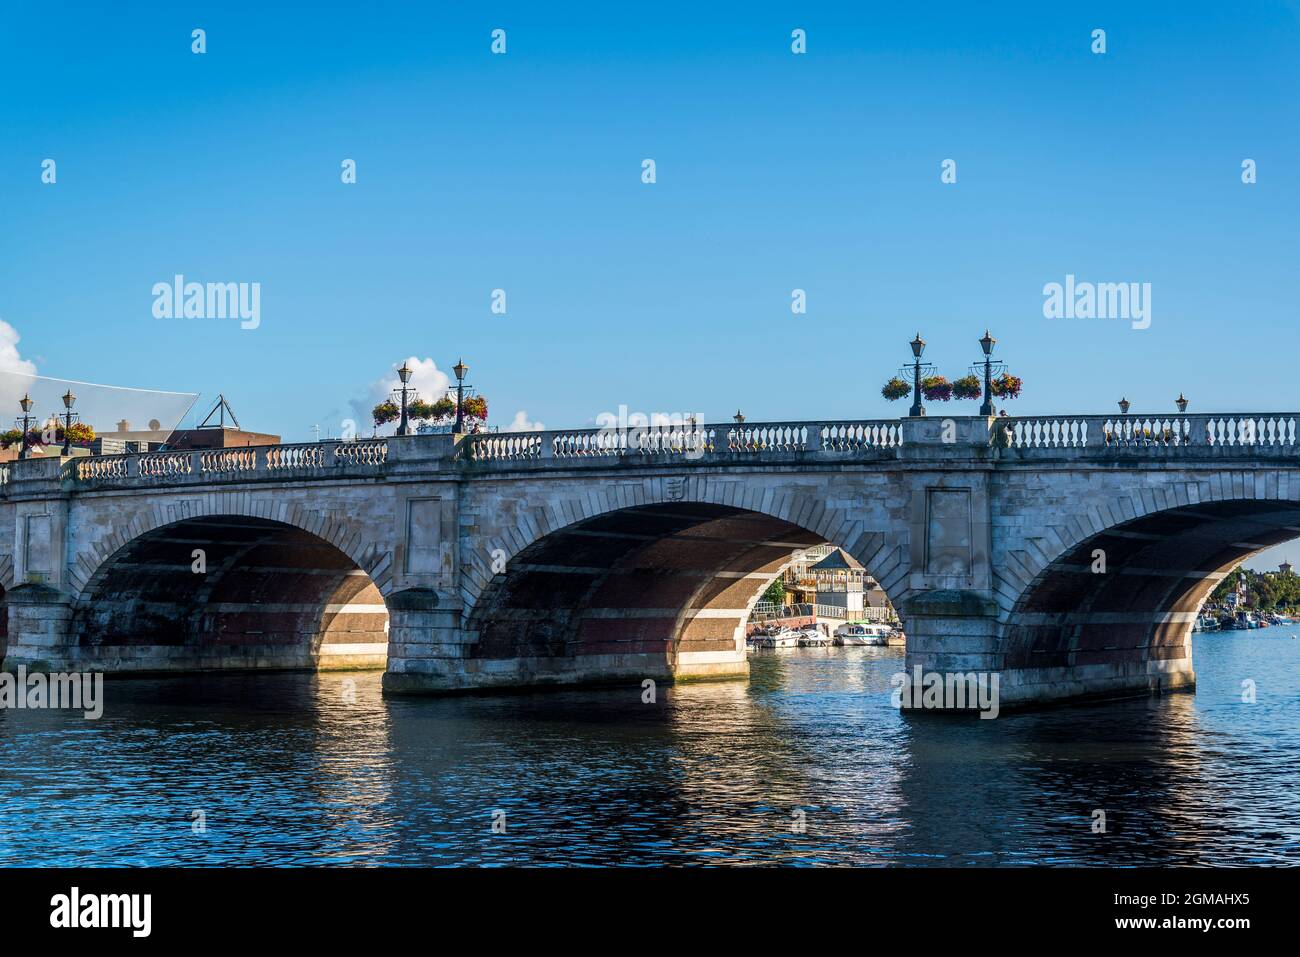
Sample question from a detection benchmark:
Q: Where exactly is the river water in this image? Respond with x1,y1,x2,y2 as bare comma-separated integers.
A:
1,628,1297,866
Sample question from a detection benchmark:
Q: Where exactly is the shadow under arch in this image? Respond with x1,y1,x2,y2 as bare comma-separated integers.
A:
465,501,904,685
72,515,389,673
1000,498,1300,683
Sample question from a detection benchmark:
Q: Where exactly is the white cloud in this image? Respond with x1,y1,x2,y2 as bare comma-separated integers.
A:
349,357,452,436
506,410,544,432
0,319,37,376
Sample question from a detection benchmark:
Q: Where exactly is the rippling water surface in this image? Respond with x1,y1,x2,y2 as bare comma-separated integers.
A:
2,629,1298,866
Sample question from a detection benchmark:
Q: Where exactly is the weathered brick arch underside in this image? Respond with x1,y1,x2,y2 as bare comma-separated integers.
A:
998,479,1300,677
71,492,394,601
68,496,395,672
462,476,911,677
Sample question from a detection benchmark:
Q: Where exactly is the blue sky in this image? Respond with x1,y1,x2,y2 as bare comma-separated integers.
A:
2,2,1299,560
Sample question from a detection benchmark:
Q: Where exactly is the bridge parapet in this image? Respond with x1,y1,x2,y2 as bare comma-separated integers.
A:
1003,413,1300,451
464,419,905,467
44,438,391,493
9,412,1300,497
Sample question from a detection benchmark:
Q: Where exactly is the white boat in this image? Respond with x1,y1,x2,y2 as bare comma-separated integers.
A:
752,628,801,649
797,625,831,647
834,622,893,646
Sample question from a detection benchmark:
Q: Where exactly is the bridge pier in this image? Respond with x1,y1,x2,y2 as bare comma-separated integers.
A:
3,584,76,674
382,583,746,694
900,590,1196,711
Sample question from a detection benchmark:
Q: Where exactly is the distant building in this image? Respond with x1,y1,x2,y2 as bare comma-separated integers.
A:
95,396,279,452
809,548,867,619
1281,560,1293,576
783,543,834,603
158,427,281,450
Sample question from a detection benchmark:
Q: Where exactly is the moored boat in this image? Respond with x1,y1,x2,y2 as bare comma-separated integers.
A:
834,622,892,646
752,628,801,649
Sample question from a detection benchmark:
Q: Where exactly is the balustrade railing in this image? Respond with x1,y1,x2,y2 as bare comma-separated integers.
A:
200,448,256,474
467,420,904,463
39,412,1300,493
138,451,193,477
56,439,390,488
75,456,131,481
1001,414,1300,451
334,440,388,465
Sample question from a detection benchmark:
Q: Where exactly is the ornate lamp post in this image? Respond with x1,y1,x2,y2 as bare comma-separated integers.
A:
16,393,33,460
394,361,414,436
1176,393,1188,413
977,330,999,417
452,358,469,433
60,389,78,455
904,333,933,418
1118,397,1130,415
733,410,745,424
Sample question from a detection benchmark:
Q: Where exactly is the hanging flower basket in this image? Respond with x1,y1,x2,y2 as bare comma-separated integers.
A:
461,395,489,422
990,373,1023,399
881,377,911,401
372,400,399,426
407,398,436,421
65,423,96,446
952,374,982,401
920,375,953,401
430,396,457,421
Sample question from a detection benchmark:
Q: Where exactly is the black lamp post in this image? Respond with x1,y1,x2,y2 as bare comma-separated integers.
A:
733,410,745,424
395,361,413,436
452,358,469,433
907,333,931,417
1176,393,1188,414
1118,397,1130,414
17,393,33,460
978,330,997,417
60,389,77,455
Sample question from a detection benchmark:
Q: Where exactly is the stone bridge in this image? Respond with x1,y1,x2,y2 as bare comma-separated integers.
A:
2,411,1297,710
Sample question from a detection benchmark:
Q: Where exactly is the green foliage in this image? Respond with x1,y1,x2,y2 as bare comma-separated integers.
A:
881,377,910,401
952,374,982,400
761,578,785,605
1208,564,1300,611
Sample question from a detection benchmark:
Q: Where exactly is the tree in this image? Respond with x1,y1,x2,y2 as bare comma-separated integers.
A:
761,578,785,605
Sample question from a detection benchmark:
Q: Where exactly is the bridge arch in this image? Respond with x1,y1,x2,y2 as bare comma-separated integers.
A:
462,482,911,685
69,492,392,601
998,476,1300,695
460,475,912,618
70,513,391,672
